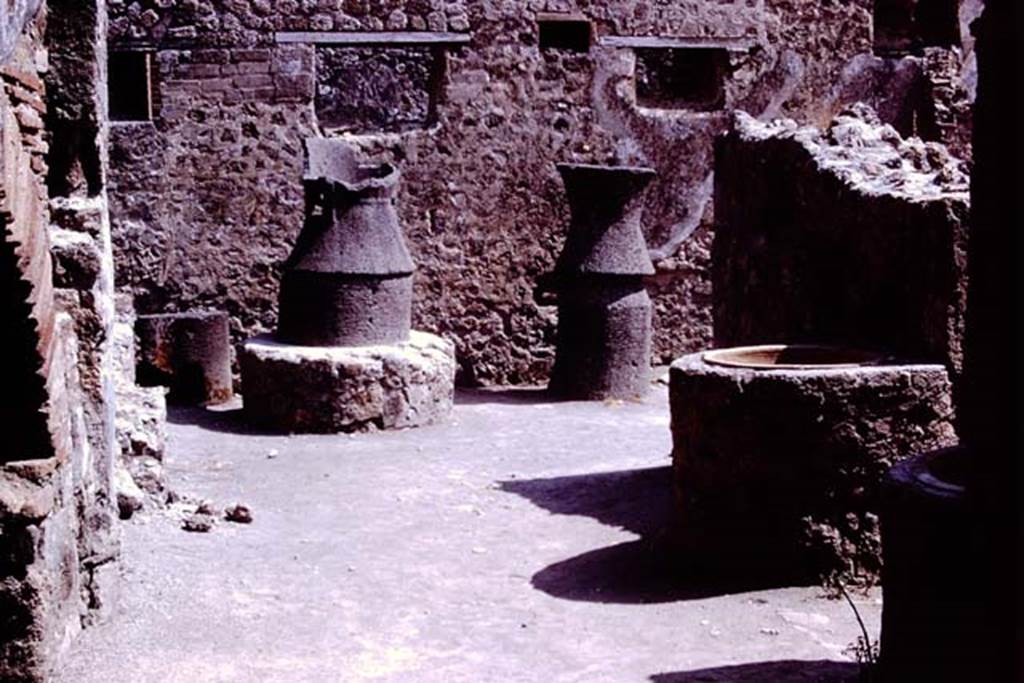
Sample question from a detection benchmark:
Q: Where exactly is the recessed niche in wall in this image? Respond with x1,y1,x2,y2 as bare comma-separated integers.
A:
315,46,443,133
634,48,728,111
538,14,591,53
108,51,153,122
873,0,960,54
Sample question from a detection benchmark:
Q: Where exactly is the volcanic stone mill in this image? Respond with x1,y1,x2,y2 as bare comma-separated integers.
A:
240,139,456,433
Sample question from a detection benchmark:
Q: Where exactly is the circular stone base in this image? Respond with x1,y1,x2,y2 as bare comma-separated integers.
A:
669,350,957,584
240,331,455,433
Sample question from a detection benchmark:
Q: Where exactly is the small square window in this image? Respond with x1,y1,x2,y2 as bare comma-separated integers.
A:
538,15,591,53
315,46,443,133
635,48,728,111
874,0,960,54
109,51,153,122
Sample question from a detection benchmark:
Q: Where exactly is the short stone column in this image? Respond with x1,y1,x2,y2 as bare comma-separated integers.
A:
241,139,454,433
546,163,656,400
136,310,233,405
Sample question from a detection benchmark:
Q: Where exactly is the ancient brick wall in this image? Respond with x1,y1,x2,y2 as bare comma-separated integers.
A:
107,0,974,385
0,1,123,679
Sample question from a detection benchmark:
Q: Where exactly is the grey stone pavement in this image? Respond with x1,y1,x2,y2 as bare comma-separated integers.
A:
56,384,880,682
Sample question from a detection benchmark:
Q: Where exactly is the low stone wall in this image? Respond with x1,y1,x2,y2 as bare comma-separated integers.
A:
112,295,168,515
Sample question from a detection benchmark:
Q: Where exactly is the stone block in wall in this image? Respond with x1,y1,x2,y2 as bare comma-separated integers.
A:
315,46,442,133
50,228,102,290
580,0,763,40
712,105,970,378
0,475,80,682
0,0,43,63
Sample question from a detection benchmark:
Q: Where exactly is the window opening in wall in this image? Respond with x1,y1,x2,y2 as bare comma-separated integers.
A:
109,51,153,122
873,0,960,54
315,46,444,134
538,15,591,53
634,48,728,111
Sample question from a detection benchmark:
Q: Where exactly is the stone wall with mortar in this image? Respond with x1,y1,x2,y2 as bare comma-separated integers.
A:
46,0,122,626
0,1,128,680
713,106,970,381
107,0,975,386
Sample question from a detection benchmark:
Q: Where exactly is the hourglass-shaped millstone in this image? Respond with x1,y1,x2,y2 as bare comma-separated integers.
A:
548,163,657,400
276,139,415,347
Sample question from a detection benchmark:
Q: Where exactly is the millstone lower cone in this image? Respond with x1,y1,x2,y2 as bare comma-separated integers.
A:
548,162,657,400
277,139,415,347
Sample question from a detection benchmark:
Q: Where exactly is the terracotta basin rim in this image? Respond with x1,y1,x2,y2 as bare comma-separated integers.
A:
702,344,889,370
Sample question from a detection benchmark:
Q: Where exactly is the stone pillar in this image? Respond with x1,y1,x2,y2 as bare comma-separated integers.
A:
965,11,1023,675
44,0,121,623
547,163,655,400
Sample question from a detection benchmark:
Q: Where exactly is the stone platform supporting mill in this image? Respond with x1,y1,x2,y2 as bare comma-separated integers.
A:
241,139,454,433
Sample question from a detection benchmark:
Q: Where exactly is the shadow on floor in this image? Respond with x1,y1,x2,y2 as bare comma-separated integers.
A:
650,659,861,682
166,405,280,436
500,467,799,604
498,466,673,536
455,387,566,406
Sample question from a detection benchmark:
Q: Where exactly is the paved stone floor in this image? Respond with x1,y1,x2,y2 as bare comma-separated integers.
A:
56,385,880,682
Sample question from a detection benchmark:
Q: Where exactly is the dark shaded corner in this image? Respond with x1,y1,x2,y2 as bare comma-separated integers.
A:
456,386,566,406
165,404,277,436
650,659,861,682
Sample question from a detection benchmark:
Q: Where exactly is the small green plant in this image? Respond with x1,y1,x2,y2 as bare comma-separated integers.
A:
834,581,880,683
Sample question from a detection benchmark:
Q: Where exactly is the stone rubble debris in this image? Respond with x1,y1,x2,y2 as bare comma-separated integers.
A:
181,514,215,533
224,504,253,524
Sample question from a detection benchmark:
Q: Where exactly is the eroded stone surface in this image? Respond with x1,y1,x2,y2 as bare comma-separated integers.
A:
241,330,455,433
112,295,168,499
1,2,123,678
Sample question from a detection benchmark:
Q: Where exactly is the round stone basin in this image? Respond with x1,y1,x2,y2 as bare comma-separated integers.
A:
668,347,957,583
703,344,887,369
